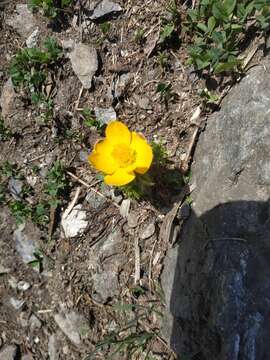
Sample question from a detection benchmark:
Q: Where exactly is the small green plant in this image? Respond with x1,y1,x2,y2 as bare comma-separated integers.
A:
28,250,44,272
32,202,50,225
159,0,180,44
151,140,168,166
185,0,270,74
44,161,68,207
0,118,12,141
166,0,181,25
159,23,175,43
157,51,169,70
156,82,174,108
90,298,163,359
100,22,112,36
199,87,219,105
0,183,6,204
9,200,32,225
10,38,62,119
134,28,145,44
28,0,73,18
0,161,18,178
81,108,104,132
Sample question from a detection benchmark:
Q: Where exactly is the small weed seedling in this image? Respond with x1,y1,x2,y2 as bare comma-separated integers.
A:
10,38,62,119
134,28,145,44
156,82,174,109
159,0,180,44
44,161,68,208
100,22,112,36
91,286,164,359
157,51,169,70
0,118,12,141
81,108,104,133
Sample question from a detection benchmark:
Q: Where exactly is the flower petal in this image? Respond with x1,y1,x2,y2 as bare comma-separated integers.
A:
94,138,113,155
130,132,153,174
104,169,135,186
106,121,131,145
88,139,117,174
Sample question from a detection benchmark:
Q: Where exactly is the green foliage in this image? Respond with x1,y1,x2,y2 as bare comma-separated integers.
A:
10,38,61,118
186,0,270,74
167,0,181,24
32,202,50,225
28,0,73,18
156,82,174,107
151,140,168,166
0,183,6,204
134,28,145,44
81,108,104,132
0,161,18,178
157,51,169,70
44,161,68,207
159,0,180,44
28,250,44,272
90,298,162,359
199,87,219,104
100,22,112,36
0,118,12,141
9,200,32,225
160,23,175,43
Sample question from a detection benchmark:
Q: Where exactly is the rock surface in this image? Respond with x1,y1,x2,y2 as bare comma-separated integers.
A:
54,309,90,345
69,43,98,89
86,0,122,20
14,223,40,263
92,271,119,303
94,107,116,125
0,78,16,118
6,4,37,39
0,345,18,360
61,204,88,238
162,62,270,359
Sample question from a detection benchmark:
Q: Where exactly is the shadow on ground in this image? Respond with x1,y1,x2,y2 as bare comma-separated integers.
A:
163,200,270,360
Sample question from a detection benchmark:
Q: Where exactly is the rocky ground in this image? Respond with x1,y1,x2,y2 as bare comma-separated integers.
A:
0,0,267,359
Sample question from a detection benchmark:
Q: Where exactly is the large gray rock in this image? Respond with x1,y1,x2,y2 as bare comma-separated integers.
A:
162,62,270,359
0,345,19,360
69,43,98,89
85,0,122,20
6,4,37,39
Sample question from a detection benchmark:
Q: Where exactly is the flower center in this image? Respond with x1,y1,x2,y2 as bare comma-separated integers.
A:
111,144,136,168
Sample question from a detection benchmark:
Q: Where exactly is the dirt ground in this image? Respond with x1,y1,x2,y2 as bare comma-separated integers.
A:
0,0,214,359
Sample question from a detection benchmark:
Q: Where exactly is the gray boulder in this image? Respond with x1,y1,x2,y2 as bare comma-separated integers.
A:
6,4,37,39
162,62,270,359
69,43,98,89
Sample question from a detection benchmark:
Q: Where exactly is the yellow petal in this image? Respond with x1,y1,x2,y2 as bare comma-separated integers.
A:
130,132,153,174
106,121,131,145
88,140,117,174
94,138,113,155
104,169,135,186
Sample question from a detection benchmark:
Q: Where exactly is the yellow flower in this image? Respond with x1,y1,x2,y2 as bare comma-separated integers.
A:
88,121,153,186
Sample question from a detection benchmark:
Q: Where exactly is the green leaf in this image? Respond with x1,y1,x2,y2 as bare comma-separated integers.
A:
197,22,208,33
223,0,237,15
207,16,216,33
159,23,175,42
212,3,228,21
213,58,240,73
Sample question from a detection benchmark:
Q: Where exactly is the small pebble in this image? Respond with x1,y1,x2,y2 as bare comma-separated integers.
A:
139,223,155,240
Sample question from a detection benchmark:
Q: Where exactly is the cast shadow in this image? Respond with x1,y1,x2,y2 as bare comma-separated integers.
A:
163,200,270,360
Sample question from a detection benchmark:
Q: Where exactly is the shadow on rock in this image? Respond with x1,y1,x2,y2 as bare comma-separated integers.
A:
162,200,270,360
